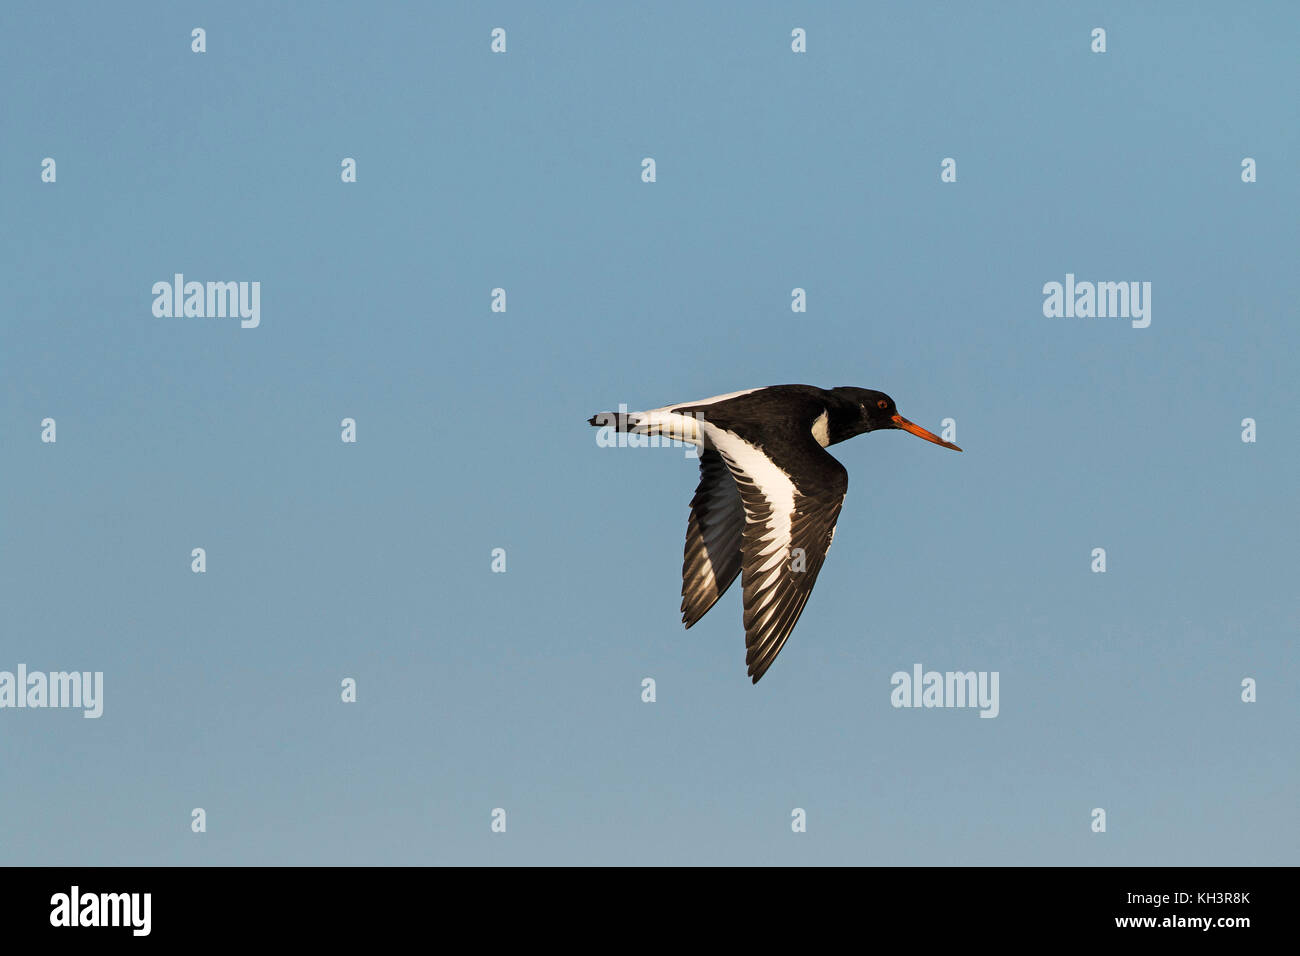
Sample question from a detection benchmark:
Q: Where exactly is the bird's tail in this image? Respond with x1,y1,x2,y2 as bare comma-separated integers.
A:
589,405,705,447
588,409,643,432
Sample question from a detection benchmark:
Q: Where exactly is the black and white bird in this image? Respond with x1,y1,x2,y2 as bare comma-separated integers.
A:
589,385,962,683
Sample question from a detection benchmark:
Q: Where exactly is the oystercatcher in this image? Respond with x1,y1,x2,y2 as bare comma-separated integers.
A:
589,385,961,683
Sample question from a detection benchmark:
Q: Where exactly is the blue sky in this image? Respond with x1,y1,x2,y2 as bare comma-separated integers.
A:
2,2,1296,865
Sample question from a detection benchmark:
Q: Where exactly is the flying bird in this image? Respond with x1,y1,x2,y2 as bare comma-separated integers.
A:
589,385,961,683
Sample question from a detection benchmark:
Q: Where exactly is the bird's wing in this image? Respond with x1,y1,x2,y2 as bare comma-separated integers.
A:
702,424,849,683
681,449,745,628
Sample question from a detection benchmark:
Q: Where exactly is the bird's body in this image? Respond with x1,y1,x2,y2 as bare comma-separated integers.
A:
589,385,961,683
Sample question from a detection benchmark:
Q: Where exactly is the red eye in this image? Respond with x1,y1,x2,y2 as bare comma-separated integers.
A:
877,400,888,409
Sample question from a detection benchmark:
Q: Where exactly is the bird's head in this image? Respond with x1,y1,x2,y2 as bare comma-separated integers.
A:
829,387,963,450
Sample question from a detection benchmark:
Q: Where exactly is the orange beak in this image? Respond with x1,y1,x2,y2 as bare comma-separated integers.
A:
891,414,962,451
